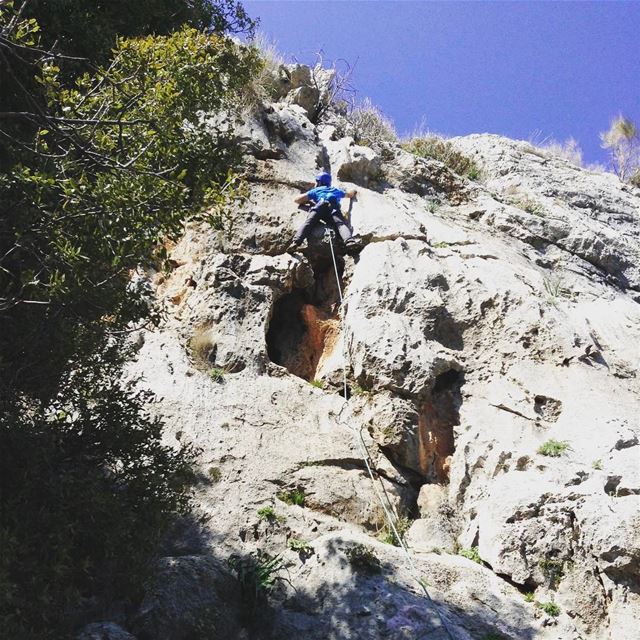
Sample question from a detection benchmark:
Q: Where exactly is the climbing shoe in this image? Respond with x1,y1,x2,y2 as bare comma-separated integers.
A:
344,239,363,254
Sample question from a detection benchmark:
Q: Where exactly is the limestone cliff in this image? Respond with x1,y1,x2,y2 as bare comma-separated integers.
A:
119,66,639,640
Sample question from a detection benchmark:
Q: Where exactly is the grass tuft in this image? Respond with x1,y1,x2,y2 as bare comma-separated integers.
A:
537,439,571,457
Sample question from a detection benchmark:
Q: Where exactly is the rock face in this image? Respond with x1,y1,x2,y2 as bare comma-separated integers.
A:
121,69,640,639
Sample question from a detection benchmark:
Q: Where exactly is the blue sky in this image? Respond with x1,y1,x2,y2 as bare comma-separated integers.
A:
243,0,640,165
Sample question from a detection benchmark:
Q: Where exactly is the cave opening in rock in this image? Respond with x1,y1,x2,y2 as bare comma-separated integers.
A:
418,368,464,484
266,256,344,381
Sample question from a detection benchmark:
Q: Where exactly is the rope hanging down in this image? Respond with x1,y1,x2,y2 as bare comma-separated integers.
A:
326,229,456,640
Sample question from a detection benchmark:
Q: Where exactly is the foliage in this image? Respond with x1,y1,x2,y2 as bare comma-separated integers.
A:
528,133,583,166
348,97,398,149
238,32,286,108
350,382,370,397
513,195,547,217
402,135,481,180
345,544,382,574
539,558,565,589
536,600,561,617
600,115,640,181
537,439,571,457
209,367,227,383
208,466,222,482
22,0,255,66
592,459,603,471
378,516,412,546
0,354,197,638
288,538,314,555
228,552,285,611
310,378,324,389
277,487,306,507
0,20,260,396
630,170,640,188
0,4,259,638
459,547,483,564
543,276,570,301
257,505,284,523
524,592,536,602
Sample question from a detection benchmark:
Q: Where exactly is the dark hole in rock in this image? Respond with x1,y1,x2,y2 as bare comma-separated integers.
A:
533,395,563,422
431,308,464,351
604,476,621,495
266,257,344,381
418,369,464,483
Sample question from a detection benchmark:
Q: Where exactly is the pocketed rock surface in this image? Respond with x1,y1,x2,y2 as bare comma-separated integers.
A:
121,68,640,640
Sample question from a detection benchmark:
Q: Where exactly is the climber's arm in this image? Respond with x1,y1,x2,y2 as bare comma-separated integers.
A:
345,189,358,199
295,193,311,205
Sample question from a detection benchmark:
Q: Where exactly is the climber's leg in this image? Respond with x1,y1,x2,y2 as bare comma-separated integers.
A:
289,205,325,248
330,209,354,244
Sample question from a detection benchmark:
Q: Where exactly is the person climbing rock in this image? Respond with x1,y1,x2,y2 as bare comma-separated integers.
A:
287,172,359,253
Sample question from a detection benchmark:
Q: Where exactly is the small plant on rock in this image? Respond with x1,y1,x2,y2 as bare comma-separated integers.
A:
228,552,286,607
208,466,222,483
350,382,370,397
539,557,566,589
514,195,547,217
592,459,603,470
537,439,571,457
310,379,323,389
536,600,561,617
378,516,412,547
288,538,314,556
257,505,284,523
209,366,227,383
459,546,483,564
277,488,306,507
402,135,480,180
345,544,382,574
524,591,536,603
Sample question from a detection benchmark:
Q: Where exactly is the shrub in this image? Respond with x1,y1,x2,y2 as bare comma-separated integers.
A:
0,8,258,638
600,115,640,180
277,488,306,507
459,546,483,564
349,98,398,149
238,32,287,108
345,544,382,574
208,466,222,482
592,459,603,470
228,552,285,612
529,136,583,166
524,592,536,602
537,439,571,457
402,135,481,180
514,195,547,217
310,379,324,389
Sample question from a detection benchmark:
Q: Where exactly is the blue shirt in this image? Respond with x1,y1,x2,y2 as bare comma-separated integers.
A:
306,186,346,205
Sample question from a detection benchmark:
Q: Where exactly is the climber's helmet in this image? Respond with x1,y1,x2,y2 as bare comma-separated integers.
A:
315,171,332,187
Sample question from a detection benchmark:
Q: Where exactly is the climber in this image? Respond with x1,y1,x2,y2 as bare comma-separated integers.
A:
287,171,358,253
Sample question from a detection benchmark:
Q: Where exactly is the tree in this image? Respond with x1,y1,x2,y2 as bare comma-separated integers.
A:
600,115,640,181
0,2,260,636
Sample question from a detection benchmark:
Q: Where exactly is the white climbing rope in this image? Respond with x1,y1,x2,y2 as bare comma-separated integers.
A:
326,229,456,640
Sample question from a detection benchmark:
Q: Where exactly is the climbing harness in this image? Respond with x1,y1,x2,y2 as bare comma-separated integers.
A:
326,229,457,640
